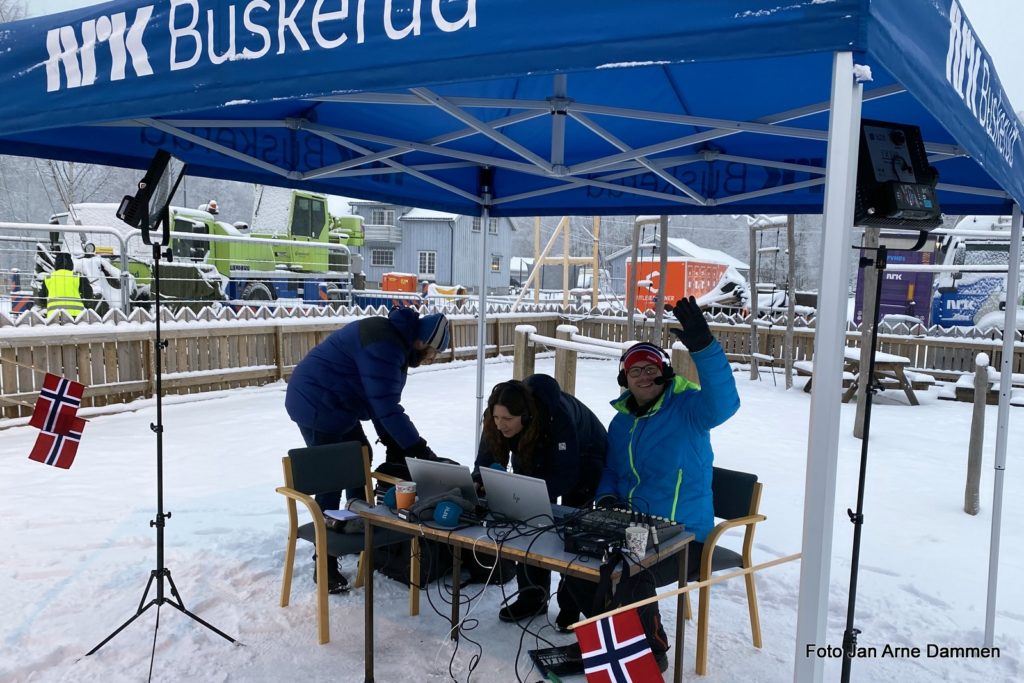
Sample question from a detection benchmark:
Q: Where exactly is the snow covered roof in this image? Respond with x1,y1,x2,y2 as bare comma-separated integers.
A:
402,207,458,221
667,237,748,270
326,195,362,217
510,256,534,271
607,236,748,270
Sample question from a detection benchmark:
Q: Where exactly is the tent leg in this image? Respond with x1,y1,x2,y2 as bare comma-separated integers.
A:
793,50,863,683
985,203,1021,645
473,169,493,447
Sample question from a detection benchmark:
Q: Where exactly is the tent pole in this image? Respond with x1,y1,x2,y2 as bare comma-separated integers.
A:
985,202,1021,645
784,214,796,389
793,51,862,683
591,217,601,310
749,220,760,380
474,169,493,448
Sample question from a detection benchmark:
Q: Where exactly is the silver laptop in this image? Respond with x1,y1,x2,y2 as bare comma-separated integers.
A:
405,459,480,506
479,467,563,527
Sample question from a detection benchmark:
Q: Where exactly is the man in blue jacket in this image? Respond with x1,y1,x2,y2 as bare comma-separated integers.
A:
561,296,740,672
285,307,450,592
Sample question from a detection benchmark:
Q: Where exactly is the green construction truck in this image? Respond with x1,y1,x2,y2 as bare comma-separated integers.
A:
169,187,364,303
44,188,364,311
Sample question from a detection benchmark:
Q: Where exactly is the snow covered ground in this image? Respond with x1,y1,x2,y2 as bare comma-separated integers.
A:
1,355,1022,682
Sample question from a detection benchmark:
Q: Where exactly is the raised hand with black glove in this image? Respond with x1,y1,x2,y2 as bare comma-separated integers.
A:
667,295,713,353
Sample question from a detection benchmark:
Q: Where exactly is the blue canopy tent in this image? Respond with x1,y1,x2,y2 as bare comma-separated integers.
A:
0,1,1020,679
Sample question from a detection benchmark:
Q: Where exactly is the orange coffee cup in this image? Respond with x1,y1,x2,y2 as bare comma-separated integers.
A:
395,481,416,509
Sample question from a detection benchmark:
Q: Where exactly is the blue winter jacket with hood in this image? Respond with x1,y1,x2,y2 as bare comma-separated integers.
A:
285,307,424,449
596,341,739,542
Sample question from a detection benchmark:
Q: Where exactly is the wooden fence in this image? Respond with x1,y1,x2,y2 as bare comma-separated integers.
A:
0,306,564,420
2,305,1022,422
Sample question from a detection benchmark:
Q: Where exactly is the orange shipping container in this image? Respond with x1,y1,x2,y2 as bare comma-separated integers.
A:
381,273,418,292
626,259,728,311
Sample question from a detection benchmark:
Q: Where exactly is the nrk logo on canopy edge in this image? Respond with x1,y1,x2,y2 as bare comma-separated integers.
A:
45,5,154,92
44,0,477,94
945,0,1021,168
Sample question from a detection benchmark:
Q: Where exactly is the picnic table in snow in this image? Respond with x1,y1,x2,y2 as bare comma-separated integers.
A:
795,348,934,406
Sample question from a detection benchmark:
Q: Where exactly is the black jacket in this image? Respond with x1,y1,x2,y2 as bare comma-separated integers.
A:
474,374,607,506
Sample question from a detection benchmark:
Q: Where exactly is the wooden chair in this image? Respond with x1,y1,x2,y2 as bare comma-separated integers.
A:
684,467,766,675
277,442,420,644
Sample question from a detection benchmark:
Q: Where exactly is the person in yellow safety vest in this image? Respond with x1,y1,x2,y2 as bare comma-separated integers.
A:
39,252,95,319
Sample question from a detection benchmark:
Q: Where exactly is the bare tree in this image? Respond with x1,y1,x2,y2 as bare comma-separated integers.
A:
46,160,124,210
0,0,27,22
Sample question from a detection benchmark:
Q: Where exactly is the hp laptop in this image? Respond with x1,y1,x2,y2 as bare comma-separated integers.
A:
478,467,566,527
405,458,480,507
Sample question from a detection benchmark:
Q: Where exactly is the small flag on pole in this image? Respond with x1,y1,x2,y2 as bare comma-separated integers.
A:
29,416,86,469
575,608,665,683
28,373,85,434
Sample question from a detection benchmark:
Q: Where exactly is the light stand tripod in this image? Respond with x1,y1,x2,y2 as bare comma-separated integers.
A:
839,244,885,680
87,152,235,670
841,232,927,682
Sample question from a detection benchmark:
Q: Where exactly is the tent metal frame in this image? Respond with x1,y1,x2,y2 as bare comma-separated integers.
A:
93,80,1004,217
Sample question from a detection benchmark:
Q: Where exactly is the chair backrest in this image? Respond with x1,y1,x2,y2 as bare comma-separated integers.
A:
285,442,368,496
711,467,759,520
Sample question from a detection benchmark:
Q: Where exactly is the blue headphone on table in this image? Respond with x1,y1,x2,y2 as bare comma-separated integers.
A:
384,486,466,527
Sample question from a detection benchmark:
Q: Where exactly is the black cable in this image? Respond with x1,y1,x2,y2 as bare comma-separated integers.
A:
449,619,482,683
482,519,573,683
416,512,650,682
147,604,160,683
414,536,482,683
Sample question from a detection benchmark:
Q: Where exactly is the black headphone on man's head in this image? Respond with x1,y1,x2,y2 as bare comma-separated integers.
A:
617,342,675,388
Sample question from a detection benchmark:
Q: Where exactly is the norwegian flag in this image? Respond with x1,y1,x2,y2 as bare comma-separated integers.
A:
28,373,85,434
29,416,86,469
575,609,665,683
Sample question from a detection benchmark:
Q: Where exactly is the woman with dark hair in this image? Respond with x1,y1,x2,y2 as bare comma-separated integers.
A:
473,374,607,624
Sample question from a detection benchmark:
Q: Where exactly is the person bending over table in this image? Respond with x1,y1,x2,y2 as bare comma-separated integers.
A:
560,296,740,673
473,374,607,624
285,307,451,593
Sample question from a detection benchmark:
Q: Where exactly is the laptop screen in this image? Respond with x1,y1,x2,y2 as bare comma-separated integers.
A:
405,459,480,506
478,468,555,527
